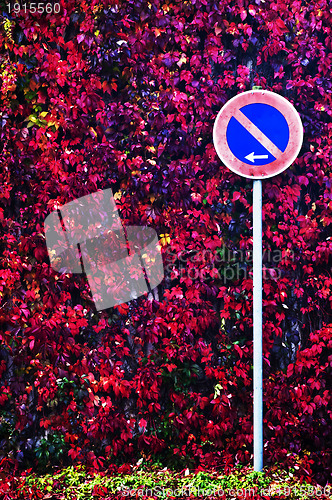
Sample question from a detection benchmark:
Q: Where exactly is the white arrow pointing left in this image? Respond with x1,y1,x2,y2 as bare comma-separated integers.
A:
245,152,269,163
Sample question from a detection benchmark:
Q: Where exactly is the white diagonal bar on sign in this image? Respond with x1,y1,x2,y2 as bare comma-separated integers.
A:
233,109,283,160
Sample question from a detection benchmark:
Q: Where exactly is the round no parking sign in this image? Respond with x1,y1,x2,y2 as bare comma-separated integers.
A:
213,90,303,179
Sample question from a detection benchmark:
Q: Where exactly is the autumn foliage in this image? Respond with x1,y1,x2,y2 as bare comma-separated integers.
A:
0,0,331,486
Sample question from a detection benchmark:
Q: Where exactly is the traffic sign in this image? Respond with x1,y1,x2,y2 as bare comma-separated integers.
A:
213,90,303,179
213,89,304,472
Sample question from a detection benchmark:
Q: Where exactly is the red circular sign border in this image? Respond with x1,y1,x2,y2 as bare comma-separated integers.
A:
213,90,303,179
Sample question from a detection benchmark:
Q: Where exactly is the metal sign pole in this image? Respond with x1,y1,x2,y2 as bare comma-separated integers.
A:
253,179,263,471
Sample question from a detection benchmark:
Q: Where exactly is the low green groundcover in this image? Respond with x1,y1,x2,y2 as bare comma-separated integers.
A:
0,463,331,499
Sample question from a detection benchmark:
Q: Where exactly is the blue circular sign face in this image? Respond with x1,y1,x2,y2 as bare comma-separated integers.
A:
226,103,290,166
213,90,303,179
